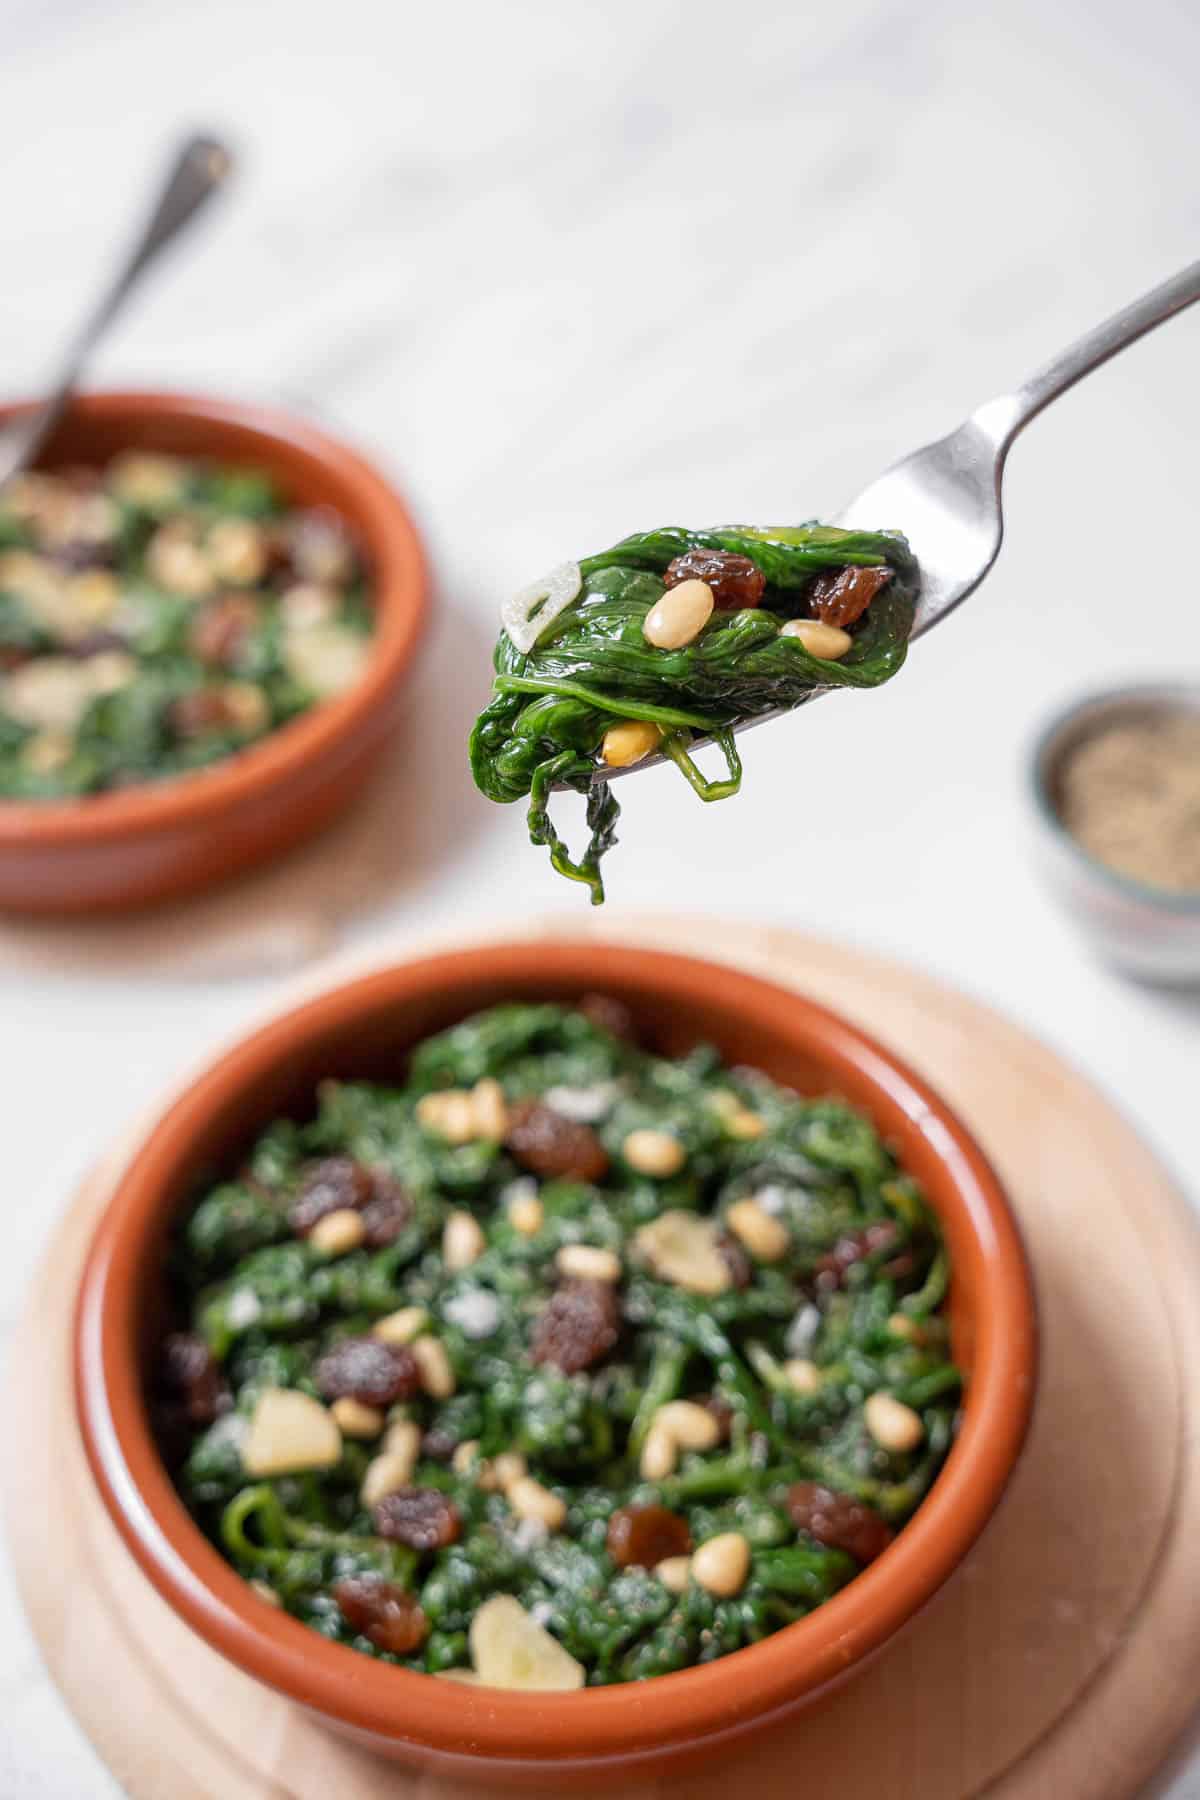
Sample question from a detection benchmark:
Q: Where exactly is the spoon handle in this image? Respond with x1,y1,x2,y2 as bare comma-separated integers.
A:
0,134,235,485
975,255,1200,448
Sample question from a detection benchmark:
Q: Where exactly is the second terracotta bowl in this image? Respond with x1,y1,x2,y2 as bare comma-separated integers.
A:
0,391,429,911
75,940,1036,1783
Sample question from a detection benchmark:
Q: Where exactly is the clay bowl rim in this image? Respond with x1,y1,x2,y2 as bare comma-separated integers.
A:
75,940,1037,1771
0,389,429,846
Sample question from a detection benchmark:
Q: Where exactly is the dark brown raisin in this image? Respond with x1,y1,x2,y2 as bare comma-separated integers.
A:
289,1157,374,1236
189,593,261,669
161,1331,227,1425
314,1336,422,1407
507,1098,609,1183
373,1487,463,1551
0,647,31,672
359,1173,412,1248
813,1222,899,1289
807,564,892,628
664,549,766,610
333,1575,428,1653
531,1279,621,1374
786,1481,894,1566
606,1503,692,1569
717,1233,753,1290
577,993,638,1042
167,689,238,741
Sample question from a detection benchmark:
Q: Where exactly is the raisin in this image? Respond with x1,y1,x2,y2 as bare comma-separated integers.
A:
606,1503,692,1569
189,593,261,669
717,1233,753,1290
161,1331,227,1425
64,628,128,659
168,689,238,741
333,1575,428,1653
0,647,31,672
373,1487,463,1551
531,1279,621,1374
419,1426,459,1463
664,549,766,610
813,1222,899,1289
359,1173,412,1248
786,1481,894,1566
807,564,892,629
577,993,638,1042
315,1336,422,1407
506,1098,609,1183
289,1157,374,1235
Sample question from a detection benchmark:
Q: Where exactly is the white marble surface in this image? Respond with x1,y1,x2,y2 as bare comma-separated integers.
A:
2,0,1199,1792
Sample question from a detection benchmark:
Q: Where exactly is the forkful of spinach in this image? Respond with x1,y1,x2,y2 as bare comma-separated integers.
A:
470,257,1200,903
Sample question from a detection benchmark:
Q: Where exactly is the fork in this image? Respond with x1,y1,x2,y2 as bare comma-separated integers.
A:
0,133,234,490
595,255,1200,784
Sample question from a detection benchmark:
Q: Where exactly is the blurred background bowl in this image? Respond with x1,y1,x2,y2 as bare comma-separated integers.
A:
1029,683,1200,984
0,390,429,913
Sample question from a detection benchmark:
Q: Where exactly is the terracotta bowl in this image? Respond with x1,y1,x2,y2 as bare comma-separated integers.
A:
75,940,1036,1785
0,391,429,911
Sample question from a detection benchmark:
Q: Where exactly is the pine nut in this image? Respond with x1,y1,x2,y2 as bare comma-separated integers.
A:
655,1555,692,1594
623,1129,686,1178
692,1532,751,1598
888,1312,925,1344
471,1076,509,1140
362,1448,419,1508
452,1439,482,1475
864,1392,925,1453
434,1667,481,1683
241,1389,342,1477
643,578,714,649
373,1306,428,1345
309,1208,366,1257
727,1107,765,1140
556,1244,622,1283
779,618,853,659
415,1089,478,1144
485,1450,528,1493
508,1191,544,1236
508,1474,568,1532
601,719,662,767
656,1400,721,1451
725,1197,790,1263
640,1421,678,1481
783,1358,822,1394
221,680,270,736
633,1210,730,1295
250,1579,282,1606
443,1209,486,1271
381,1418,422,1473
411,1334,456,1399
330,1398,385,1438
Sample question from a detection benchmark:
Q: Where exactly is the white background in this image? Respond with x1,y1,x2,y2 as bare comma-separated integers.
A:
1,0,1197,1792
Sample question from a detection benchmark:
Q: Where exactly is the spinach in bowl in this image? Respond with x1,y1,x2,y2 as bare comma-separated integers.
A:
158,997,960,1690
470,525,918,903
0,454,372,798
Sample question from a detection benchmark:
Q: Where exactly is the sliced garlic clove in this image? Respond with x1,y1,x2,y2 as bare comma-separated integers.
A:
241,1387,342,1476
632,1209,731,1295
468,1595,585,1691
500,561,582,655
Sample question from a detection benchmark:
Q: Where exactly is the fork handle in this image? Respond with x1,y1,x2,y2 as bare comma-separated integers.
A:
0,135,233,487
974,256,1200,447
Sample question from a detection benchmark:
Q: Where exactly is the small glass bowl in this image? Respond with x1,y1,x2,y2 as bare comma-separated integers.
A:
1029,683,1200,984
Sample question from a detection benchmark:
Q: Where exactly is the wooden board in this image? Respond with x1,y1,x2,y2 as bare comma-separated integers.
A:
7,919,1200,1800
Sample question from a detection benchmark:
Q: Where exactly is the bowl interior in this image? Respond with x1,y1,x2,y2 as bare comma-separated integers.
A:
77,942,1035,1771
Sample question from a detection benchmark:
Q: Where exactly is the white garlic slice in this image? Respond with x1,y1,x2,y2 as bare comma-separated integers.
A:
501,561,582,654
468,1594,585,1690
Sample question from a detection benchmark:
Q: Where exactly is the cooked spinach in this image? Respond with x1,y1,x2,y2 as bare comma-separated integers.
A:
160,999,959,1689
470,525,918,902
